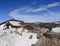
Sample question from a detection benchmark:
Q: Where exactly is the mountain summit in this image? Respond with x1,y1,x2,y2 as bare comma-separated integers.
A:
0,19,60,46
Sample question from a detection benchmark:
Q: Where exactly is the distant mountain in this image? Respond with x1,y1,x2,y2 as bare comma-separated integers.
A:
54,21,60,24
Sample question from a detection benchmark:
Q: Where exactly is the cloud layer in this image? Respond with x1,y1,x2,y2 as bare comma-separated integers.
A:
9,2,60,22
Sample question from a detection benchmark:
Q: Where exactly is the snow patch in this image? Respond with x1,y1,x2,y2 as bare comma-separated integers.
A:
0,24,6,30
52,27,60,33
9,21,21,26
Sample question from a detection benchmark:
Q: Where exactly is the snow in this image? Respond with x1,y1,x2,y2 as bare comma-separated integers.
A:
0,24,6,30
0,25,38,46
9,21,21,26
52,27,60,33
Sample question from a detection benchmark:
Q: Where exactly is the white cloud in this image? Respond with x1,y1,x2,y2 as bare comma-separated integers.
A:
9,8,60,22
32,2,60,12
47,2,60,8
9,2,60,22
46,9,55,15
19,2,60,15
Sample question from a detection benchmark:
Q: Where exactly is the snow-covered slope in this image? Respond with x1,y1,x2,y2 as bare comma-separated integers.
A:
0,19,60,46
0,20,38,46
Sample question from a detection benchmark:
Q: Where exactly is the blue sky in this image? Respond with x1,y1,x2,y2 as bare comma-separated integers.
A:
0,0,60,23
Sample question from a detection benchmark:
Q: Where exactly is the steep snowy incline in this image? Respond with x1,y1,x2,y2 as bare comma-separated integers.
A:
0,20,39,46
